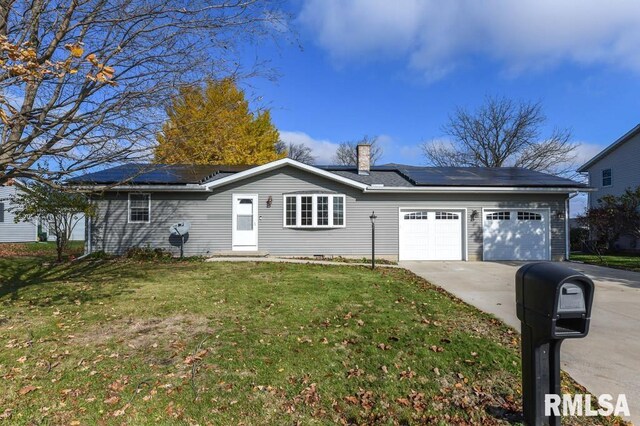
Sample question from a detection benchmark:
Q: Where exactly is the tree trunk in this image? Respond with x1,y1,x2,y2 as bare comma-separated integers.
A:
56,238,64,262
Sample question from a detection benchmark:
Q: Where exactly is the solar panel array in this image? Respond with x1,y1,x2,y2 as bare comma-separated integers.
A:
68,163,586,188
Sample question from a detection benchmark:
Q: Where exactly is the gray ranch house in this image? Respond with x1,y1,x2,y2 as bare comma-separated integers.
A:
578,123,640,250
71,145,588,261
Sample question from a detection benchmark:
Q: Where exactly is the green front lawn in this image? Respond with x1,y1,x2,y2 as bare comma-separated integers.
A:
0,256,623,425
571,252,640,272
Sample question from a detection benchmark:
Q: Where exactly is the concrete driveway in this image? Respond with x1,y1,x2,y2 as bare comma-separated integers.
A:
401,260,640,424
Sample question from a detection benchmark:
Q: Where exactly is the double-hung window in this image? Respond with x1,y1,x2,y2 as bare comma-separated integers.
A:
284,194,346,228
129,193,150,223
602,169,612,187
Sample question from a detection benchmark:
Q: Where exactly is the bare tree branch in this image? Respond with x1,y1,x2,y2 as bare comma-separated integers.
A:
275,139,315,164
0,0,290,186
332,135,383,166
421,96,577,176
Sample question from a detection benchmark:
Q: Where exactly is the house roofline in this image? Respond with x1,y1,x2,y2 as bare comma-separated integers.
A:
577,123,640,172
201,158,370,191
363,186,594,194
72,184,209,192
68,158,591,193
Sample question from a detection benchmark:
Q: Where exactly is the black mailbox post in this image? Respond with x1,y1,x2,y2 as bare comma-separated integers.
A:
516,262,595,426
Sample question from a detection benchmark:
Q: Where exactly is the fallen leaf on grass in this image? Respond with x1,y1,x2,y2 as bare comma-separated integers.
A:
377,343,391,350
396,397,410,406
184,348,208,365
112,403,130,417
17,356,27,363
346,367,364,378
18,385,38,395
104,396,120,405
399,368,416,380
429,345,444,353
344,396,358,405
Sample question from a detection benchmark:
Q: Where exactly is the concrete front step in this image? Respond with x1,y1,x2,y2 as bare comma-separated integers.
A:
209,250,270,258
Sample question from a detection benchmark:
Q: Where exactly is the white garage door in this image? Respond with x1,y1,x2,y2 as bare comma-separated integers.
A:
399,210,464,261
483,209,550,261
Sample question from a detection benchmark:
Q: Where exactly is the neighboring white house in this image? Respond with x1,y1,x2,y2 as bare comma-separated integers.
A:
0,183,38,242
0,182,85,243
578,123,640,250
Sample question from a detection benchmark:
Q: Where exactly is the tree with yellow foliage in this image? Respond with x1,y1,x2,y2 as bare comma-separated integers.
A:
155,79,283,165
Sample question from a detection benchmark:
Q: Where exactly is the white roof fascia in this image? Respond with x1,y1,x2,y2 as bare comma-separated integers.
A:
75,184,208,192
202,158,369,191
363,186,595,194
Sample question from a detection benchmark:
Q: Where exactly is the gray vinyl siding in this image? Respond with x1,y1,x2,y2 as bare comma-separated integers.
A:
584,132,640,250
90,166,568,260
0,185,38,243
585,133,640,208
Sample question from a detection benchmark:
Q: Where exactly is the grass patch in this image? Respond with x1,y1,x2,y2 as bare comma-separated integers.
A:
0,242,84,259
571,252,640,272
0,257,625,425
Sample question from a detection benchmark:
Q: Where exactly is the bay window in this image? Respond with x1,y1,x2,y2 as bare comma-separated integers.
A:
284,194,346,228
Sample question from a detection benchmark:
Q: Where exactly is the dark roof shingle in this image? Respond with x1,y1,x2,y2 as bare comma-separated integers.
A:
68,162,587,188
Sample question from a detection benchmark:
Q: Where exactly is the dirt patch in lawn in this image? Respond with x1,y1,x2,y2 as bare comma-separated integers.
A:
73,314,214,352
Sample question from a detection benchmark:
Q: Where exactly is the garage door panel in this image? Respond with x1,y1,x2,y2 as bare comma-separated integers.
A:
399,214,430,261
483,209,549,261
399,210,464,261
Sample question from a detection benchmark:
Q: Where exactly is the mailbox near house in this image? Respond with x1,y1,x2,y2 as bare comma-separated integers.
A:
516,262,595,426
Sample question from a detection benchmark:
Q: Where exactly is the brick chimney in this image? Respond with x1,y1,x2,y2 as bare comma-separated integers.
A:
357,143,371,175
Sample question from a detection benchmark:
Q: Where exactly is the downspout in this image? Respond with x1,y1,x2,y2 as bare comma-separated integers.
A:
86,194,92,255
565,192,580,261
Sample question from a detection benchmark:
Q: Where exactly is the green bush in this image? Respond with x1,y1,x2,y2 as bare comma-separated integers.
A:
570,227,589,252
124,246,173,261
85,250,112,260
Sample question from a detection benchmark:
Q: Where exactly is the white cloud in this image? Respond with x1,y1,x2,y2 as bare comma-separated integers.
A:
573,141,606,169
279,130,340,164
298,0,640,78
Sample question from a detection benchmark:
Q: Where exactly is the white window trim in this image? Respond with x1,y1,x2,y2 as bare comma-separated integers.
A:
128,193,151,224
602,168,612,187
282,194,346,228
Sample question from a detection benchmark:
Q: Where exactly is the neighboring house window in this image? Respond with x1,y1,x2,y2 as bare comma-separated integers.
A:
602,168,612,187
129,193,150,223
0,202,4,223
284,194,346,228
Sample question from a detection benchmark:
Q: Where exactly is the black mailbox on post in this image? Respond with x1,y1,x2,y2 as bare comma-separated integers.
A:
516,262,594,426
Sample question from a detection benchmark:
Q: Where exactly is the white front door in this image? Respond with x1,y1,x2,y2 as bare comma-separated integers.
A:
398,210,464,261
482,209,550,261
232,194,258,251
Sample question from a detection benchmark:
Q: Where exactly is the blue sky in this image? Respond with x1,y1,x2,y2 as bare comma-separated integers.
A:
241,0,640,214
